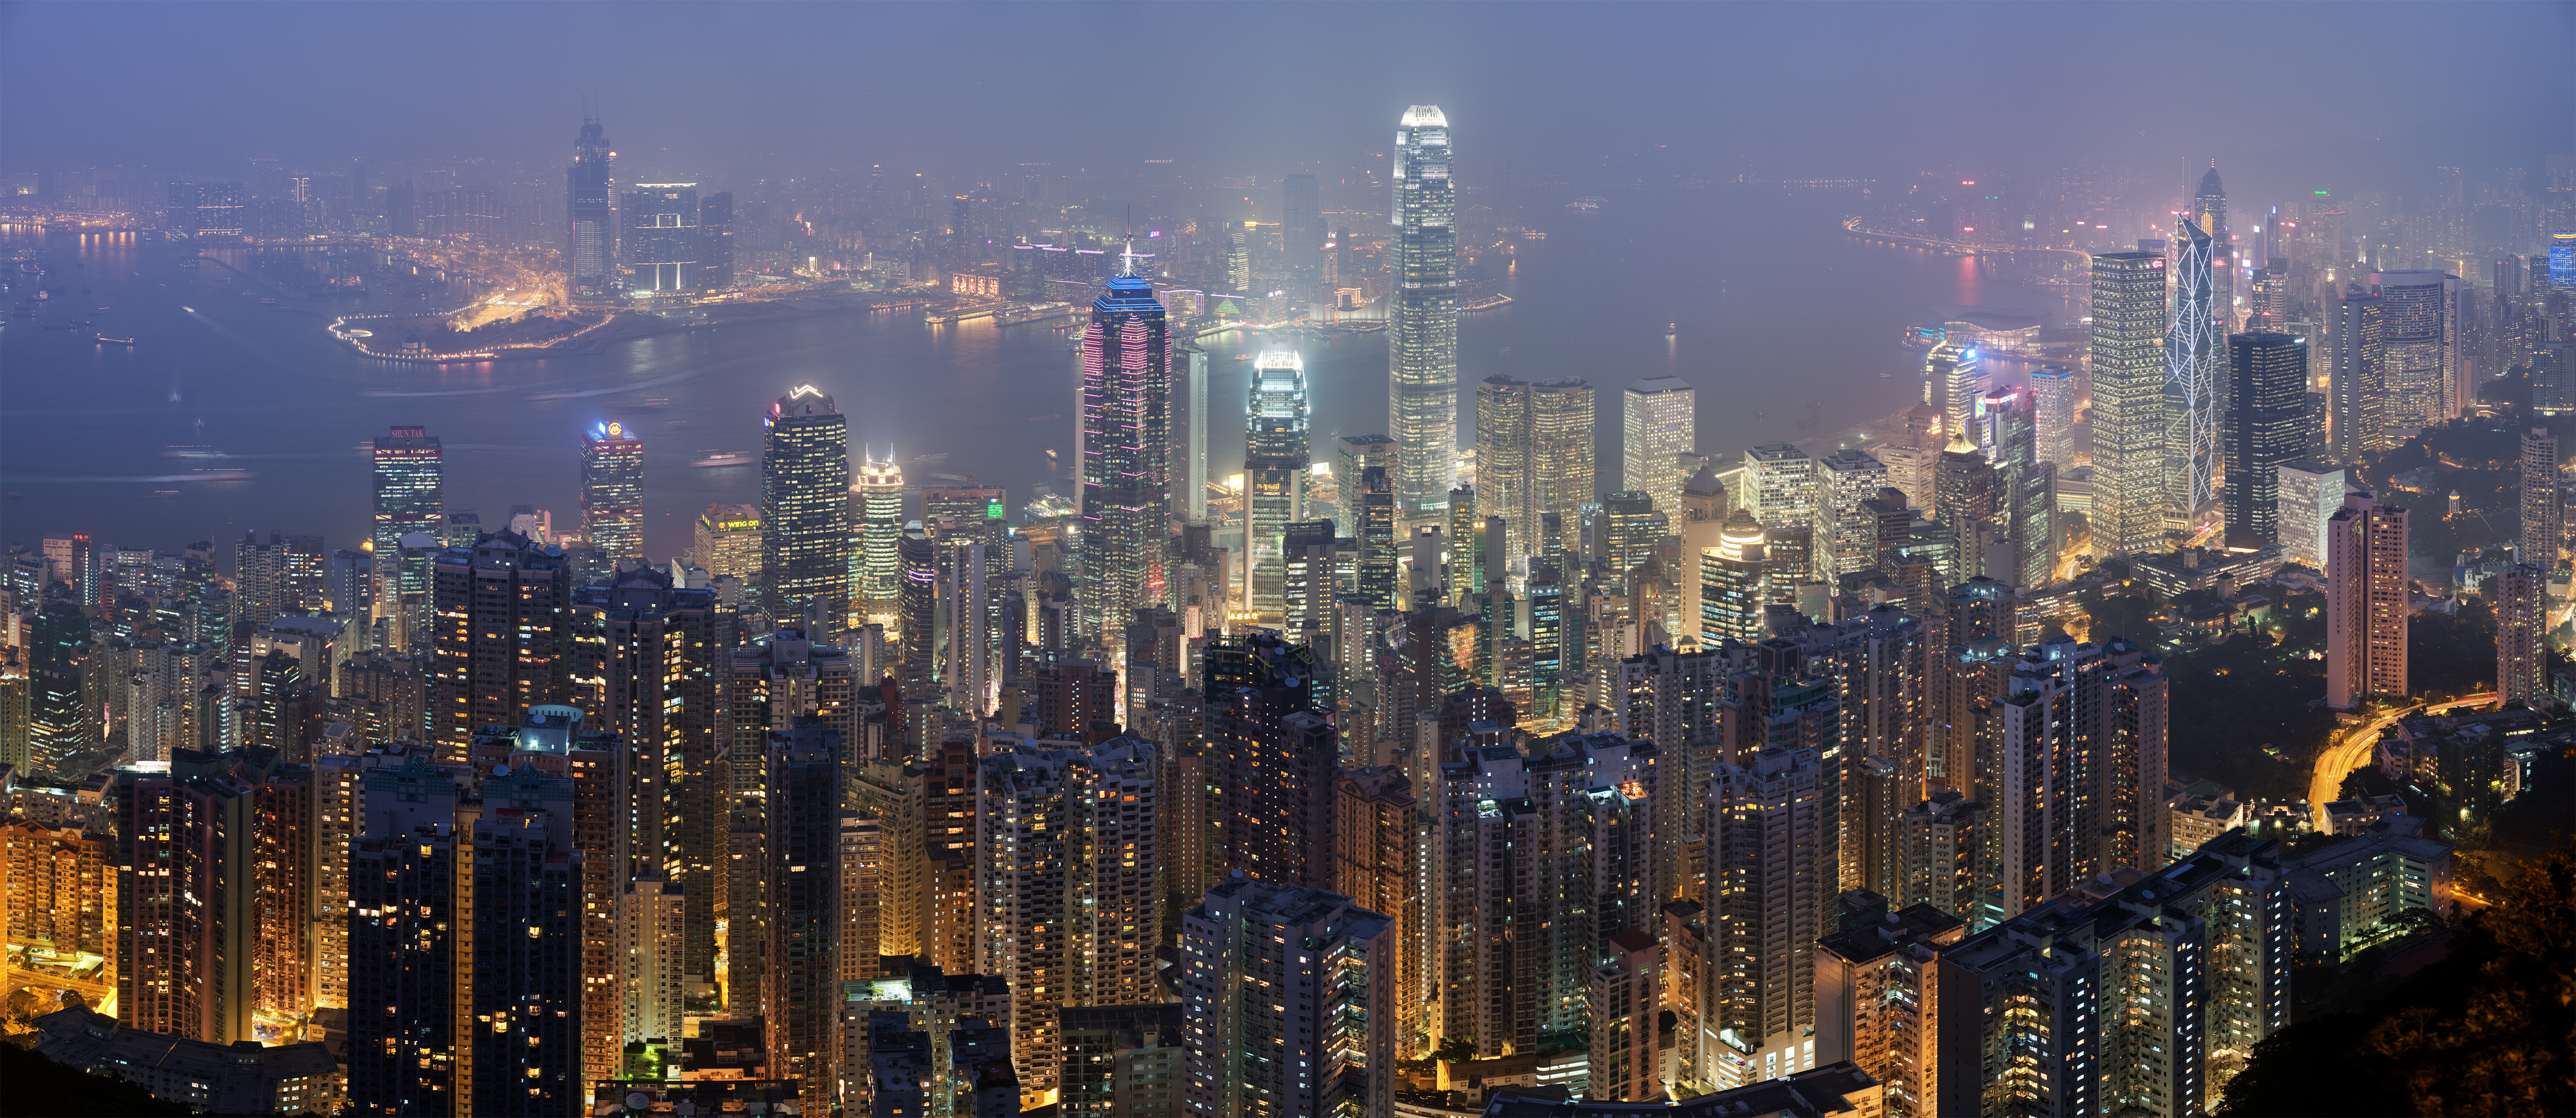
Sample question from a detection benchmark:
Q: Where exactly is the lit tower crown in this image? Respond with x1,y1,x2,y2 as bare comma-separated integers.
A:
1390,104,1460,525
762,386,853,626
1076,271,1172,647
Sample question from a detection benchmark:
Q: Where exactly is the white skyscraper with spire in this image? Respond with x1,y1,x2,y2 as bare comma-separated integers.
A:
1391,105,1458,526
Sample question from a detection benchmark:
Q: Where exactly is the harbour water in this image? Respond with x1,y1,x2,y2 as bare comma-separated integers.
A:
0,187,2077,558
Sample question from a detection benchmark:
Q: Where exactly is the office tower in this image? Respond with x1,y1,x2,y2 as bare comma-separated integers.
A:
1180,878,1393,1117
1057,1003,1186,1118
328,547,372,623
2027,364,2078,469
695,504,764,592
2224,333,2309,546
1180,346,1211,522
2329,287,2389,460
371,425,443,609
1814,905,1964,1118
2089,252,2170,555
427,532,572,760
764,386,854,626
1624,377,1696,516
1280,521,1341,639
1332,768,1426,1057
1587,928,1662,1102
1358,467,1398,609
1936,832,2289,1117
1246,350,1310,625
1923,342,1984,440
279,534,326,612
2521,427,2561,564
2498,563,2546,709
2194,163,2234,330
1282,173,1321,295
2326,489,2409,709
2168,218,2222,515
1932,437,1997,586
897,531,937,686
581,420,646,560
621,182,701,293
1746,442,1817,529
855,454,904,617
976,739,1160,1103
1818,449,1889,577
118,751,256,1044
1700,510,1771,645
2372,270,2459,426
1529,380,1596,554
1477,376,1533,564
1390,105,1459,523
2273,460,2347,569
1225,222,1251,293
1077,269,1173,649
1896,789,1986,926
1697,745,1829,1088
568,113,613,296
1336,435,1400,524
2,817,117,984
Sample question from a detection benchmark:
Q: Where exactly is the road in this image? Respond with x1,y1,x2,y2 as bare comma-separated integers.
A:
2306,692,2497,831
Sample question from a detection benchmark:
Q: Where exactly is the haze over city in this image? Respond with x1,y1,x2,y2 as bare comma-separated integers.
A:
0,4,2571,1118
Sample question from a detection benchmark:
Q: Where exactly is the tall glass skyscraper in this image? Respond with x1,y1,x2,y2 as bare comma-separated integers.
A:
2090,252,2171,557
1076,271,1172,647
2027,364,2078,469
2224,333,2309,547
2194,163,2233,332
2167,218,2221,515
854,452,904,621
2331,287,2390,460
1391,105,1458,525
762,387,852,626
2370,269,2458,426
1623,377,1696,517
622,183,701,293
372,424,442,609
1245,350,1309,625
567,113,613,297
580,420,644,559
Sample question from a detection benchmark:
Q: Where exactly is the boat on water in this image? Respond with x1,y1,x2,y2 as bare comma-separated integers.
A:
1666,323,1677,339
96,335,135,345
346,329,372,338
693,452,756,469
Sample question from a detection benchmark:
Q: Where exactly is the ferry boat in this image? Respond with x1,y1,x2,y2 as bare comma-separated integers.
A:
996,301,1075,326
693,452,756,469
96,335,135,345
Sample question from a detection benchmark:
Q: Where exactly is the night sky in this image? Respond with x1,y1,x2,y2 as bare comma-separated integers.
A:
5,2,2571,201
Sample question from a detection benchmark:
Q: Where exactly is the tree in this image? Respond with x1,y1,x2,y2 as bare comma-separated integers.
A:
0,1043,194,1117
1432,1035,1477,1064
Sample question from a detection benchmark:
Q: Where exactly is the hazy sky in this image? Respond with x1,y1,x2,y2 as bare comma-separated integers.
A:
5,2,2571,201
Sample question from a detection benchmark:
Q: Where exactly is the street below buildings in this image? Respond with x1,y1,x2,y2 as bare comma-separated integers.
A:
2306,692,2497,830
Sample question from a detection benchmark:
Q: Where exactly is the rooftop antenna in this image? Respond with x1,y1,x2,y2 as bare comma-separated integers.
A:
1118,205,1139,277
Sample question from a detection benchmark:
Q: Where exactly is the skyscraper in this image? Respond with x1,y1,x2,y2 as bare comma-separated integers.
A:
2169,218,2222,515
622,183,701,293
2224,333,2309,546
762,386,853,627
1477,377,1594,572
2372,270,2459,426
2326,489,2409,709
1698,745,1830,1088
1700,510,1770,645
1746,442,1818,529
1181,877,1394,1117
371,424,442,613
1623,377,1696,517
1390,105,1459,523
1245,350,1309,626
2194,163,2233,332
1818,449,1889,577
855,452,904,619
1076,269,1172,648
1924,343,1984,440
1476,376,1533,565
1281,173,1321,297
2498,563,2546,709
2520,427,2561,565
428,531,572,760
581,420,644,560
567,113,613,297
2027,364,2078,469
2330,287,2390,460
693,504,763,593
2274,460,2346,569
2090,252,2171,557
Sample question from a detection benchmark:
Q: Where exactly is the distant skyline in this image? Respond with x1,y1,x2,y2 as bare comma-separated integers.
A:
5,2,2571,207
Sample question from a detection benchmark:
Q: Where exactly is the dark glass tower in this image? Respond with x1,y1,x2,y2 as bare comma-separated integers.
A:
580,420,644,559
567,113,613,296
1281,173,1321,296
2225,333,2310,546
371,424,442,615
762,387,853,628
1076,270,1170,648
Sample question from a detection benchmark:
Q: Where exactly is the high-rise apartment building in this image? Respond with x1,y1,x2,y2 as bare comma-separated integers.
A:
1180,877,1394,1117
2498,562,2547,709
1624,377,1696,517
371,425,442,611
1076,271,1172,648
2224,333,2309,546
616,874,686,1051
1246,350,1309,626
118,751,258,1045
581,420,645,560
571,565,718,980
2520,426,2560,565
568,113,614,296
1697,745,1829,1088
427,531,572,760
1331,767,1426,1058
1587,928,1662,1102
763,720,841,1105
1814,904,1965,1118
2326,488,2409,709
1390,105,1459,523
1934,832,2289,1118
2090,252,2171,555
1818,449,1889,577
763,386,853,627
